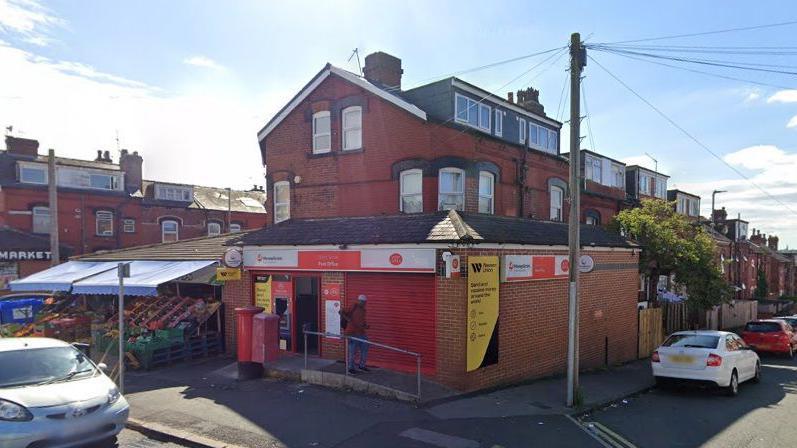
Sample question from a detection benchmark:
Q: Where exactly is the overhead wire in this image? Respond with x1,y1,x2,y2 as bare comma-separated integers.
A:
581,80,597,153
598,20,797,45
587,54,797,219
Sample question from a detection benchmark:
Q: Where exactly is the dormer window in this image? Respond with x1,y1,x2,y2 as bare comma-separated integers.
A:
19,163,47,184
455,94,490,131
312,111,331,154
529,123,558,154
155,184,193,201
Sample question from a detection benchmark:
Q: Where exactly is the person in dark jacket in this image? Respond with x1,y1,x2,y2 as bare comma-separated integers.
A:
340,294,369,374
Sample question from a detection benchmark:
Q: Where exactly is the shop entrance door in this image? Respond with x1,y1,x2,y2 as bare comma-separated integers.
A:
294,277,319,355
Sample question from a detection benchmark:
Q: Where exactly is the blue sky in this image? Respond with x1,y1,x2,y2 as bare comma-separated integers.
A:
1,1,796,244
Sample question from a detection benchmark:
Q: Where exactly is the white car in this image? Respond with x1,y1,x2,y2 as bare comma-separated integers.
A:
652,330,760,396
0,338,129,448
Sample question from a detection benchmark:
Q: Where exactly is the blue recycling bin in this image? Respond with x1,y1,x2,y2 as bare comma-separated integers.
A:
0,298,44,324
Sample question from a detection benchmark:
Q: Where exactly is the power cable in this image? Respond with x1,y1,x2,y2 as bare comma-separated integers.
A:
581,80,597,153
590,46,797,69
598,20,797,45
555,70,569,122
587,54,797,219
589,43,797,56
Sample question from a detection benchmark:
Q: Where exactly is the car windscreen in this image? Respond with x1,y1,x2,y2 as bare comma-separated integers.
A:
779,318,797,328
662,334,720,349
744,322,782,333
0,346,96,388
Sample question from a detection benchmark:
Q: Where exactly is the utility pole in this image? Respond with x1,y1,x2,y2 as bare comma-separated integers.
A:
566,32,585,408
48,149,60,266
227,187,232,232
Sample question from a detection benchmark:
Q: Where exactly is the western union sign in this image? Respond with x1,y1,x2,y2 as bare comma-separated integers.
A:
466,256,500,372
216,267,241,281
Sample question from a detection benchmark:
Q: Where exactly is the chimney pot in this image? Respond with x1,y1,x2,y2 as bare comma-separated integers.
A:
363,52,403,90
507,92,514,103
96,150,103,161
103,150,111,162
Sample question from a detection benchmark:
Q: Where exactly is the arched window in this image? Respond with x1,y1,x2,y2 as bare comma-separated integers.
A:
400,169,423,213
161,220,179,243
312,111,331,154
207,221,222,236
342,106,362,151
478,171,494,214
550,186,564,222
96,211,114,236
274,181,290,223
585,209,601,226
32,206,50,234
438,168,465,211
229,223,242,233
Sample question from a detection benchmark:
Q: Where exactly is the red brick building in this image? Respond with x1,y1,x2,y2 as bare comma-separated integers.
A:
220,51,641,391
0,135,267,289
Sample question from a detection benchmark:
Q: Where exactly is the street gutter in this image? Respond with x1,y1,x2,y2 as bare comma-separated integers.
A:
126,417,248,448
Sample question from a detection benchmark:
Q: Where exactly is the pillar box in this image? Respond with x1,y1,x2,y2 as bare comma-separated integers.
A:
252,313,280,364
235,306,264,379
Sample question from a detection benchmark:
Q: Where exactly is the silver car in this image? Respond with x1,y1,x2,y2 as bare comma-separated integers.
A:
0,338,129,448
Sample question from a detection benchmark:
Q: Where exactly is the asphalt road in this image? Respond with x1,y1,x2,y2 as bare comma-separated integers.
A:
78,429,187,447
586,354,797,448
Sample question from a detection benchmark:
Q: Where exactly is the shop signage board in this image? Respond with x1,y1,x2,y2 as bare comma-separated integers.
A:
501,255,569,282
578,254,595,273
215,267,241,281
223,248,243,268
321,283,341,300
467,256,500,372
0,250,52,261
254,275,272,311
243,248,435,273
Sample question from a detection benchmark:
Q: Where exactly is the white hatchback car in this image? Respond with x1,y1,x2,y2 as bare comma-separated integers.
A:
652,330,760,396
0,337,129,448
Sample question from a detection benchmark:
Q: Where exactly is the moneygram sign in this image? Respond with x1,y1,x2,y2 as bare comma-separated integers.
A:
501,254,569,282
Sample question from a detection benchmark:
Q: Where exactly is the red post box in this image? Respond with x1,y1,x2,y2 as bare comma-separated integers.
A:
236,306,264,362
252,313,281,364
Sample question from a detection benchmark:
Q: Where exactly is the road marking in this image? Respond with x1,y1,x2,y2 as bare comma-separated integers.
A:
578,420,637,448
399,427,480,448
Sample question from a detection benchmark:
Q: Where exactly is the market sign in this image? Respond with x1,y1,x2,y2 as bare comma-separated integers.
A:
500,255,569,282
243,248,435,273
467,256,500,372
0,250,52,261
215,267,241,281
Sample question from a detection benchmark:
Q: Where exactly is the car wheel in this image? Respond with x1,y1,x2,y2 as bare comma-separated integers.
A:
725,370,739,397
752,362,761,383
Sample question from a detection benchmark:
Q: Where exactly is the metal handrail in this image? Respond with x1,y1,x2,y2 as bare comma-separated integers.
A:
302,328,422,401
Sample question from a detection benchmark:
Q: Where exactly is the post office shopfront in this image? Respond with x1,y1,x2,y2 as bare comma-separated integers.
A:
222,212,641,391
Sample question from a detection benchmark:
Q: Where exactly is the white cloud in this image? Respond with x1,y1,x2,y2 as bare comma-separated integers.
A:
183,56,226,71
768,90,797,104
0,0,61,45
0,41,277,190
788,115,797,129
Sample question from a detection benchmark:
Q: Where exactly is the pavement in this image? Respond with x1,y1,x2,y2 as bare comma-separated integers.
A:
583,353,797,448
122,356,654,447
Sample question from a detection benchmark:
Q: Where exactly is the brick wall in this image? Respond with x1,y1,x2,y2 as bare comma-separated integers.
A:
434,247,639,392
222,270,254,354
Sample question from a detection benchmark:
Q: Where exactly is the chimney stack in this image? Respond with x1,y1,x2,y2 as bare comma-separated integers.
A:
363,52,403,90
768,235,779,251
507,92,514,103
712,206,727,223
119,149,143,194
103,150,111,162
516,87,545,115
95,150,103,161
5,136,39,157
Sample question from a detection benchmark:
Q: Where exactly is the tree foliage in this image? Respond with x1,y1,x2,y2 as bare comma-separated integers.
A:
755,268,769,299
611,199,733,311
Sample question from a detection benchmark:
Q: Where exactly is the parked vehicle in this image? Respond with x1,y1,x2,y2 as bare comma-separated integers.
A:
0,337,129,448
775,316,797,331
0,294,48,325
741,319,797,357
652,331,760,396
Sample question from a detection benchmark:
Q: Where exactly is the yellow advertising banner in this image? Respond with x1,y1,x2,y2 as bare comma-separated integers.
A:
215,267,241,281
254,277,272,312
466,255,500,372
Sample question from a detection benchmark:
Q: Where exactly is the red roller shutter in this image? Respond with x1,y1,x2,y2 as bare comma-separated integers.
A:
345,273,436,375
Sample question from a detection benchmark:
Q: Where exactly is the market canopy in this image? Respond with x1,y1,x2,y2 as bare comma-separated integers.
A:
71,260,217,296
8,261,119,292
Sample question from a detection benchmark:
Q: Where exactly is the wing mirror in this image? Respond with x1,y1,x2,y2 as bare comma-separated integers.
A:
97,363,108,372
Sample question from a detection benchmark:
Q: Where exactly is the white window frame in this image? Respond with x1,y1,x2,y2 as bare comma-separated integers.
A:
548,129,558,154
96,211,114,237
478,171,494,214
519,119,526,145
274,181,291,223
639,175,650,195
32,206,50,234
341,106,362,151
229,223,242,233
585,156,602,183
399,169,423,214
154,184,193,201
494,109,503,137
689,199,700,217
611,164,625,189
19,163,47,185
550,186,564,222
655,176,667,199
455,94,490,132
161,219,179,242
207,221,222,236
122,219,136,233
438,167,465,211
586,215,598,226
312,111,331,154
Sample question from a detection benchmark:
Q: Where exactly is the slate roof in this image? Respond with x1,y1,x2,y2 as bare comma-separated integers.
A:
229,210,635,248
77,232,251,261
0,226,73,255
